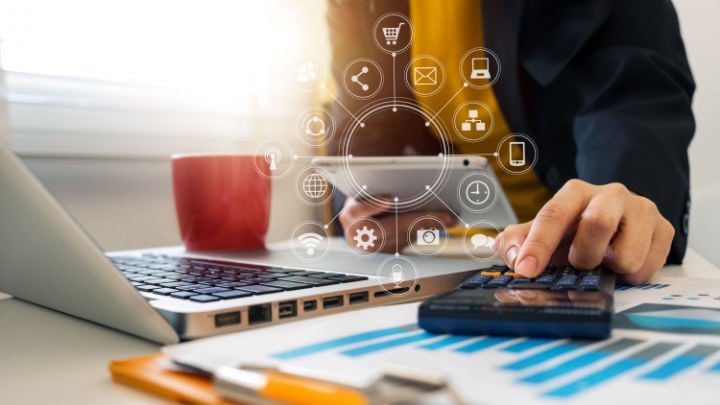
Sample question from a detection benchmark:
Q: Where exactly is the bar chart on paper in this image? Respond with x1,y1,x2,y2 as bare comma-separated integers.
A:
166,280,720,405
264,304,720,404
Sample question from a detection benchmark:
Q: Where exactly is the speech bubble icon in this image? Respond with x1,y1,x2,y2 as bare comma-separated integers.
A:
470,234,494,249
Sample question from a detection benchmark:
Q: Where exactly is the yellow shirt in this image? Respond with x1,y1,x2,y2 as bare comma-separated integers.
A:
410,0,552,223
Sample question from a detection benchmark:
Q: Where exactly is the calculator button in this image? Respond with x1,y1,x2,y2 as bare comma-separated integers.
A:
461,275,492,289
578,275,601,291
535,273,557,285
480,271,503,277
554,275,579,290
485,275,513,288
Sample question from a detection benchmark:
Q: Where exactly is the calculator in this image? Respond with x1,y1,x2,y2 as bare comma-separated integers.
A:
418,264,615,339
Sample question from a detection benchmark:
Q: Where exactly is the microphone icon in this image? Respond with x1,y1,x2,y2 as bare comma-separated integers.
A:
391,263,404,286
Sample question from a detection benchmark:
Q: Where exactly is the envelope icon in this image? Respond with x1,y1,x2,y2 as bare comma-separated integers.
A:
414,66,437,86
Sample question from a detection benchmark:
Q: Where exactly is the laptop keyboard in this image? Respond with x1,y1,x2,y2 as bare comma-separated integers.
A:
109,254,368,303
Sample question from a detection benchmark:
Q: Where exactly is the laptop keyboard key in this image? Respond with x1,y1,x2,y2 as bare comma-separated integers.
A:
260,280,313,291
175,283,212,291
282,276,341,286
152,288,180,295
327,275,368,283
136,284,162,292
189,295,220,303
236,285,284,295
170,291,197,299
194,287,231,294
212,290,253,299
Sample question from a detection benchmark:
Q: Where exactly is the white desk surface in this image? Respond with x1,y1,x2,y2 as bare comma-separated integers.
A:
1,250,718,405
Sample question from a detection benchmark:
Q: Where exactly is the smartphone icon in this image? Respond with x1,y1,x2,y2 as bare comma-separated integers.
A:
509,141,526,167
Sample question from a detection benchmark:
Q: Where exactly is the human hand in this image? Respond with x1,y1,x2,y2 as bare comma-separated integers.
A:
493,179,675,285
339,197,455,254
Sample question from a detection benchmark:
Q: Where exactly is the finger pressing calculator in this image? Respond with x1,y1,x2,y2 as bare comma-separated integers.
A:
418,264,615,339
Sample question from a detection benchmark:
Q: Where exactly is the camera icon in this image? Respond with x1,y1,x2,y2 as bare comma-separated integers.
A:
416,228,440,246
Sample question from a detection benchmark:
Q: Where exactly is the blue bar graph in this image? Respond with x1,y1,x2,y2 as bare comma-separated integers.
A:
419,335,476,350
501,341,588,371
454,337,514,354
544,342,679,398
501,339,554,354
520,339,642,384
640,344,719,380
272,325,417,360
341,331,436,357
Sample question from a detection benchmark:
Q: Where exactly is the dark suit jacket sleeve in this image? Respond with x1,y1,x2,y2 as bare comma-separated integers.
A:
523,0,695,263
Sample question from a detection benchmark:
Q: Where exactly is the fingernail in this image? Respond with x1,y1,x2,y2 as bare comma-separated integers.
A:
516,256,538,276
506,246,518,267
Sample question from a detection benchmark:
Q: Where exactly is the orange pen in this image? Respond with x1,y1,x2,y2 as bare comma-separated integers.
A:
214,366,368,405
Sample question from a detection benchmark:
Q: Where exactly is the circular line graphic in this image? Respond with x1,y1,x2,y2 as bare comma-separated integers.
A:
495,133,539,175
459,47,502,90
372,13,414,54
342,58,384,100
376,255,419,296
337,98,453,212
404,55,446,97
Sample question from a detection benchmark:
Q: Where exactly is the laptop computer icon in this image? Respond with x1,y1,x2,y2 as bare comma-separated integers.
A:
0,141,484,344
470,57,491,80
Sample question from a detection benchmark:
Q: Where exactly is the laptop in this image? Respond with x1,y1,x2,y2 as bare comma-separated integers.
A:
470,57,491,80
0,141,486,344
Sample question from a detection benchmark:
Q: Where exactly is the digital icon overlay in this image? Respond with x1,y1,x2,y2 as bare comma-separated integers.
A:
458,172,498,213
291,221,331,260
406,215,448,256
295,165,334,206
297,108,335,147
452,102,494,142
373,13,413,54
342,58,383,100
254,140,295,179
459,47,501,89
376,255,418,296
496,133,538,175
405,55,446,97
347,217,386,255
462,221,502,262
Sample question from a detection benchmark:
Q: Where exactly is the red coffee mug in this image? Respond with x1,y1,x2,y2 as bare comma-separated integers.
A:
171,154,271,251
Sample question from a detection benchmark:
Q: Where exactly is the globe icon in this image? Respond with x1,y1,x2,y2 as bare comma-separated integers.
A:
302,173,328,199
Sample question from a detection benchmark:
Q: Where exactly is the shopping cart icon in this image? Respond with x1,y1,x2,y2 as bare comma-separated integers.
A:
382,22,405,45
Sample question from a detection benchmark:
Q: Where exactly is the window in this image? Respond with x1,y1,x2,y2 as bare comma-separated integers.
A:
0,0,329,157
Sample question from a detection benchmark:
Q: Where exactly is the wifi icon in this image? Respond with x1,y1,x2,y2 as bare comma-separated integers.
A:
297,232,324,256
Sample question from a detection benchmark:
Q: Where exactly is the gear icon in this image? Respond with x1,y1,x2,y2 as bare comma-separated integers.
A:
353,226,378,250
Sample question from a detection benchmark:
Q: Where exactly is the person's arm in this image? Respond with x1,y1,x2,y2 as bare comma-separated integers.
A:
497,0,694,284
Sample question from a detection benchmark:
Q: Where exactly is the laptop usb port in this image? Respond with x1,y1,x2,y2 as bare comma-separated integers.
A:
248,304,271,325
303,300,317,312
322,295,344,309
214,311,241,328
349,291,369,305
278,301,297,319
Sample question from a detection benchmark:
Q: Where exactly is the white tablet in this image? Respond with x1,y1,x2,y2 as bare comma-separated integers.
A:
311,154,518,228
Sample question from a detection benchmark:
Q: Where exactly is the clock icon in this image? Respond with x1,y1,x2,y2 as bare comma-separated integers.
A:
465,180,491,206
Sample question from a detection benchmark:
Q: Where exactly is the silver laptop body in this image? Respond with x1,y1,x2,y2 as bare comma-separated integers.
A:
0,141,485,344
